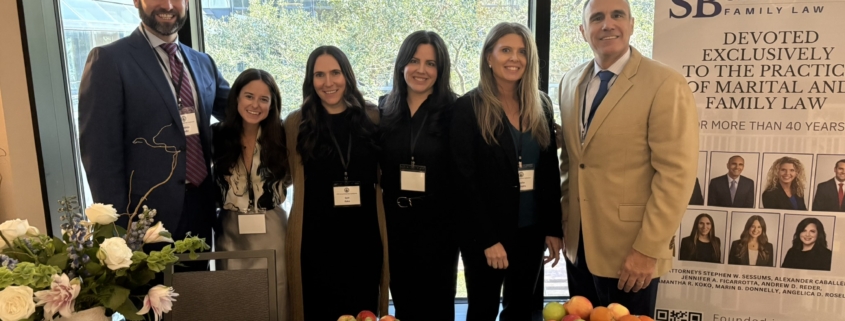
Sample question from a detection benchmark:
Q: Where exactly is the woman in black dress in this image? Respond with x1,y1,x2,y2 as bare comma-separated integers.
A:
679,213,722,263
377,30,459,321
283,46,387,320
782,217,832,270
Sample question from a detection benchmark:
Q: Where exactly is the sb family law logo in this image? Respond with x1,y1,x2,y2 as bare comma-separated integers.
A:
669,0,826,19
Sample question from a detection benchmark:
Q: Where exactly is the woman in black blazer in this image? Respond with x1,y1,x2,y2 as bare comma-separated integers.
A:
761,156,808,210
450,22,562,321
728,215,774,267
782,217,833,271
679,213,722,263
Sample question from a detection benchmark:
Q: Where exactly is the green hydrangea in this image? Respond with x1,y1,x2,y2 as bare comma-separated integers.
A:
11,262,62,289
146,246,178,273
174,236,211,260
0,268,13,288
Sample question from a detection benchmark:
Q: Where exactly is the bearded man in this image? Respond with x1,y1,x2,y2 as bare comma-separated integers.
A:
79,0,230,262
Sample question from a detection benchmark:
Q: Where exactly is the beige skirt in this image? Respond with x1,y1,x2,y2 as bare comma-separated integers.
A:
216,207,289,321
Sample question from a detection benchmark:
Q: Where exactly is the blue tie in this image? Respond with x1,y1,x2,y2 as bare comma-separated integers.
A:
587,70,615,129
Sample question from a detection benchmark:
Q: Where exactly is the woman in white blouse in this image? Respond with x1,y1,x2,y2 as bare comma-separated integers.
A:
212,68,289,320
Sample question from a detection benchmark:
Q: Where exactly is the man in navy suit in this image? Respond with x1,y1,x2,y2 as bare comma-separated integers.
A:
79,0,229,259
708,155,755,208
812,159,845,212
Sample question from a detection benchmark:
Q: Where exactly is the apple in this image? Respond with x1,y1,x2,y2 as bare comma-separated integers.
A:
562,315,585,321
562,296,593,319
607,303,630,317
379,316,399,321
543,301,566,321
337,316,356,321
356,310,377,321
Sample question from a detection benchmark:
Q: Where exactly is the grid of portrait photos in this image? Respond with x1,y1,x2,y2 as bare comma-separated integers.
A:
678,151,838,271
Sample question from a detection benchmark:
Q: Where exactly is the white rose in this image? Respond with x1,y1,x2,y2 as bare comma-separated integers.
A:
143,222,174,244
0,219,38,250
85,203,119,225
0,286,36,321
97,237,133,270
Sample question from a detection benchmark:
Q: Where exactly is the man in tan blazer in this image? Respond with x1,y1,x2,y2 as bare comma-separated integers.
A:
557,0,699,316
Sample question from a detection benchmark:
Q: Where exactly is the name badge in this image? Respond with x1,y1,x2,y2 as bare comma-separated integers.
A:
333,181,361,207
400,164,426,192
181,112,199,136
238,214,266,234
518,164,535,192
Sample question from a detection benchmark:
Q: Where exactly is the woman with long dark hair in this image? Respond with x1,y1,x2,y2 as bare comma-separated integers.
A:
378,30,459,320
728,215,774,266
782,217,832,270
679,213,722,263
450,22,563,321
283,46,388,321
212,68,289,320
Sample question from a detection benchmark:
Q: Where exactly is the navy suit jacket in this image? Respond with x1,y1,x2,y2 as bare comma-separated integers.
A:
78,28,229,237
812,178,845,212
708,174,755,208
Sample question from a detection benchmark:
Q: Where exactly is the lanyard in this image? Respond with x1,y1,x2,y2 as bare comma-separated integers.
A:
516,113,524,168
328,128,353,182
580,81,591,141
141,25,186,109
408,112,429,166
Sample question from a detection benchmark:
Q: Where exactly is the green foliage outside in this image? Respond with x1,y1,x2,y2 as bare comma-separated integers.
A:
202,0,653,116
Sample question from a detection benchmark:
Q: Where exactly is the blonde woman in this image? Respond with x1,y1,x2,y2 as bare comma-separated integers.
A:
762,156,807,210
450,22,562,321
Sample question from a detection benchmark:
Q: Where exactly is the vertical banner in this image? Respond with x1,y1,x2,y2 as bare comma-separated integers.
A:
653,1,845,320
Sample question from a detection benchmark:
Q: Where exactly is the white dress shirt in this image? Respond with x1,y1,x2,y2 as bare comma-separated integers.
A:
140,25,199,110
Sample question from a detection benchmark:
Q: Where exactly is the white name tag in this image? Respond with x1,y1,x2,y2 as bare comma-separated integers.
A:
400,164,426,192
237,214,266,234
333,182,361,207
181,112,199,136
518,164,535,191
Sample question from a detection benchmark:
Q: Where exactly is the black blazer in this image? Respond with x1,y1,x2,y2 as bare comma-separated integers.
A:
812,178,845,212
450,90,563,250
761,184,807,210
689,178,704,205
679,235,721,263
728,240,774,267
782,246,833,271
707,175,755,208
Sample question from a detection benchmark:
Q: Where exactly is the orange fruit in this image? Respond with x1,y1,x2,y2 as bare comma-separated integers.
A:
589,307,616,321
638,317,655,321
617,316,639,321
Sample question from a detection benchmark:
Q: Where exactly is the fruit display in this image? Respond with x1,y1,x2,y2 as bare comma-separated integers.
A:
542,296,654,321
336,310,399,321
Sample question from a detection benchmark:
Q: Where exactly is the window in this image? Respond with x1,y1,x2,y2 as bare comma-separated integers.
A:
59,0,139,207
201,0,528,116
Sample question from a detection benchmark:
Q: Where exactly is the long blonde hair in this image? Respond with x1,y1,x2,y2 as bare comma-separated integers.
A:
764,156,806,198
473,22,550,147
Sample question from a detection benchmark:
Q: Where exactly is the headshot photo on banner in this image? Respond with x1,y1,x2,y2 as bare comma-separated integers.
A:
655,0,845,320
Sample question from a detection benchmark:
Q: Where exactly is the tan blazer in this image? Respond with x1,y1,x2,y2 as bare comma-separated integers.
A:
283,107,390,320
557,47,699,278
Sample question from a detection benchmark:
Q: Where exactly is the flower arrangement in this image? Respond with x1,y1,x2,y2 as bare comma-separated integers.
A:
0,197,208,321
0,127,209,321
